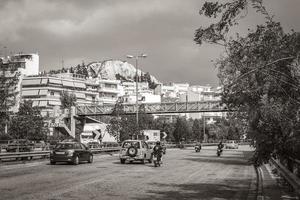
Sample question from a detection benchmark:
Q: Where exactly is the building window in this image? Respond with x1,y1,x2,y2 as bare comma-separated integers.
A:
50,91,54,96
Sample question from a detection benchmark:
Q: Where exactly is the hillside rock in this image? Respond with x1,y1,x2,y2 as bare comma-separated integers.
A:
86,60,159,83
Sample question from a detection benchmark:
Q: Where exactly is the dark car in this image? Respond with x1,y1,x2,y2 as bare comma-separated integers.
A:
50,142,93,165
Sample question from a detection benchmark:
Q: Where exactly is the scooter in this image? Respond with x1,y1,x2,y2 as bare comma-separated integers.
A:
195,145,201,152
153,154,162,167
217,148,223,157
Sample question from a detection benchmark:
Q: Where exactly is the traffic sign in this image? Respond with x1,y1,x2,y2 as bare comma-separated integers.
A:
162,132,167,139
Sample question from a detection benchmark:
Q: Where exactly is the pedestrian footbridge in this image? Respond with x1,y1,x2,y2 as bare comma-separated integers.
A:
75,101,228,116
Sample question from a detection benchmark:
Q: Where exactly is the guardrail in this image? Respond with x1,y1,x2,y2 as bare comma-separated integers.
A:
0,151,50,161
269,157,300,197
0,147,121,162
90,147,120,153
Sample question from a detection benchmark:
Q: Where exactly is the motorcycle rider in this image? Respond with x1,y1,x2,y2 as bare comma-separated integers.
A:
195,142,201,152
153,141,163,163
217,141,224,153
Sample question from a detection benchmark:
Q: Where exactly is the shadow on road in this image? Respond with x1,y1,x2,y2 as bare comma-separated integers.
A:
133,180,252,200
182,151,254,166
183,156,250,166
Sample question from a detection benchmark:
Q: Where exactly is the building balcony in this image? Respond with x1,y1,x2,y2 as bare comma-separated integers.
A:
98,87,119,94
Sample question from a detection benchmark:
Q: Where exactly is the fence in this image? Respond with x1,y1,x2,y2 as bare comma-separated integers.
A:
269,157,300,197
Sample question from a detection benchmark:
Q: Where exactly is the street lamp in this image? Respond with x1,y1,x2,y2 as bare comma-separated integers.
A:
126,54,147,138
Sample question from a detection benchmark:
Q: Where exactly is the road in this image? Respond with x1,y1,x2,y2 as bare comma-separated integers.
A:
0,146,256,200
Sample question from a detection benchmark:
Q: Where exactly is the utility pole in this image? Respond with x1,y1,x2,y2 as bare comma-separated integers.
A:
203,116,206,142
126,54,147,139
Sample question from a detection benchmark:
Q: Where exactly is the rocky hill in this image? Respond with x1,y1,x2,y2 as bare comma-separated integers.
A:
86,60,159,83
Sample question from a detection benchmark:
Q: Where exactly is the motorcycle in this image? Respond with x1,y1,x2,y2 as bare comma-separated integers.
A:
217,148,223,157
195,145,201,152
152,153,162,167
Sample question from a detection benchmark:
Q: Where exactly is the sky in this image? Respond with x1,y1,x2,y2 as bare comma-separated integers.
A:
1,0,300,86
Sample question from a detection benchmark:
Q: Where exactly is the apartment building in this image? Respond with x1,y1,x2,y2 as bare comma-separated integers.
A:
179,85,223,121
21,73,120,116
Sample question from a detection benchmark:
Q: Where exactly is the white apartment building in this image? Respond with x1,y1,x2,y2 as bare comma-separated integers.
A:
122,92,161,104
12,53,39,76
174,83,190,95
121,81,150,95
179,85,224,121
1,53,39,113
21,73,120,116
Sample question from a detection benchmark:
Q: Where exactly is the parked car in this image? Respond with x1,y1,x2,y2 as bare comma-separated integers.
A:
225,140,239,149
119,140,152,164
146,141,166,154
6,139,34,152
50,141,93,165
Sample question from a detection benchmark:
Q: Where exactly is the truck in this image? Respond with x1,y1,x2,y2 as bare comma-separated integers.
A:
80,122,117,148
142,130,160,142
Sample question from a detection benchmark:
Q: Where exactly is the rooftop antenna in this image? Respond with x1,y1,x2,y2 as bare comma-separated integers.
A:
4,46,7,58
61,56,64,69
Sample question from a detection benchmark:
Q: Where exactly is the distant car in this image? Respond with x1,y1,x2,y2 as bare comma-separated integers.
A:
146,141,166,154
119,140,152,164
225,140,239,149
50,142,93,165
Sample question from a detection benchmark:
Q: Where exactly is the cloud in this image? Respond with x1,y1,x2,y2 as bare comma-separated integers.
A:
1,0,299,86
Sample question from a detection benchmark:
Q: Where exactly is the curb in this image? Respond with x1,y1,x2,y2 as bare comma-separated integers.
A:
256,166,264,200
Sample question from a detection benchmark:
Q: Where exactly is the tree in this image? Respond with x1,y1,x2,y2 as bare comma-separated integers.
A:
173,117,189,143
74,62,89,78
192,119,203,142
60,91,77,109
155,118,176,141
9,101,48,141
144,72,157,89
0,59,21,135
107,103,155,141
195,1,300,164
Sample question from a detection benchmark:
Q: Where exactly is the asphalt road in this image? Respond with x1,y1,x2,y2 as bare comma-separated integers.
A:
0,146,256,200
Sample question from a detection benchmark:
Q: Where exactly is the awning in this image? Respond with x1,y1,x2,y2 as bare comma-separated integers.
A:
49,78,62,85
39,101,48,107
62,81,74,87
74,82,86,89
75,92,86,99
22,90,39,96
39,89,48,95
48,101,61,106
22,79,41,86
41,78,48,84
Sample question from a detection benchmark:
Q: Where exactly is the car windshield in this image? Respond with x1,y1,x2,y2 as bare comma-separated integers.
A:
55,143,74,150
122,141,140,148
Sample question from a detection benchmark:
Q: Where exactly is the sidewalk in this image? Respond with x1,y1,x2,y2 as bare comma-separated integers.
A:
259,163,298,200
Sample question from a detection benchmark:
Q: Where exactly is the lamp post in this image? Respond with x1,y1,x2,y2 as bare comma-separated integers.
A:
126,53,147,138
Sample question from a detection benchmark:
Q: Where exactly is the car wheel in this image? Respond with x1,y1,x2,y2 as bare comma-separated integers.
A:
88,154,93,163
50,160,56,165
141,159,145,164
120,159,126,164
127,146,138,157
73,156,79,165
148,158,152,163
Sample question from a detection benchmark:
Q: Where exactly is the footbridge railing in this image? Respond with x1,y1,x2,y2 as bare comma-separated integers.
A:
76,101,227,116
